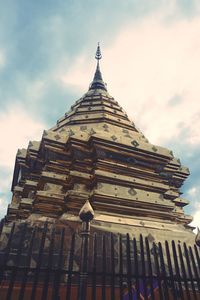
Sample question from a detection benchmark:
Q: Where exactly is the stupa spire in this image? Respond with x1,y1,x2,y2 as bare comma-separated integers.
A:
89,43,107,91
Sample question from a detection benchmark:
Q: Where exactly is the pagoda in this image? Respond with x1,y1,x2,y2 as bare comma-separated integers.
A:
6,44,195,245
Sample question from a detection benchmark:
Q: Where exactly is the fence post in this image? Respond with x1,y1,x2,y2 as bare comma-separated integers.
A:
77,200,94,300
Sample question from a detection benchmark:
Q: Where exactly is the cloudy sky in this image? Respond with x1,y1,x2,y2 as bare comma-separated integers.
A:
0,0,200,229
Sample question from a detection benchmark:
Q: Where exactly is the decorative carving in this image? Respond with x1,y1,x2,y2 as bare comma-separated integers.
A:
69,129,75,136
111,135,117,141
88,128,96,136
103,124,109,132
54,134,60,140
80,125,87,131
152,146,158,152
131,140,139,147
122,129,129,134
128,188,137,196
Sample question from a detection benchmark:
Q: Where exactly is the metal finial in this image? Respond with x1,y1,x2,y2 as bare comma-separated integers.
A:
95,42,102,61
89,44,107,91
79,200,94,222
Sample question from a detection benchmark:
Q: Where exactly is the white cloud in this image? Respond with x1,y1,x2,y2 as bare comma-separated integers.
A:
60,54,94,90
0,195,9,218
0,105,45,169
61,13,200,147
0,49,5,68
188,187,198,197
